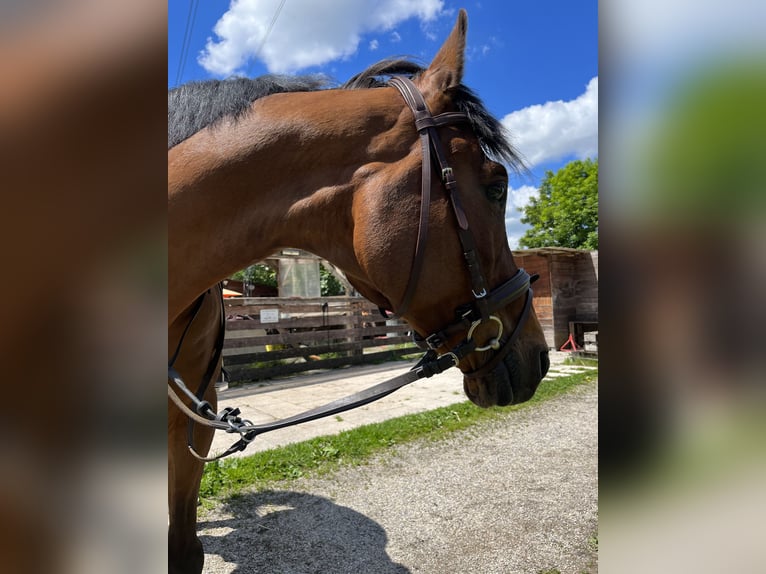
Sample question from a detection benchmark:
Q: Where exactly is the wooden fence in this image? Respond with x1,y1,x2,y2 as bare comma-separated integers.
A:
223,296,418,382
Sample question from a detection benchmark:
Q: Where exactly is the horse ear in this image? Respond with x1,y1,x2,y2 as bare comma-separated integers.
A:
422,9,467,92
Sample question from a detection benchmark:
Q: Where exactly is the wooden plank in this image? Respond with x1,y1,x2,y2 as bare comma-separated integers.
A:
224,296,379,314
223,336,416,365
227,306,358,317
225,327,268,340
224,296,367,306
225,310,388,326
227,348,419,382
223,324,411,349
226,315,362,331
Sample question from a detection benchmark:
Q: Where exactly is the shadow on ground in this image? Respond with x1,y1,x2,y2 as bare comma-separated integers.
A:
199,490,410,574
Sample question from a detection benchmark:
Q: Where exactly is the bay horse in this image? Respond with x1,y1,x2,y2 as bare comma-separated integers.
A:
169,10,549,573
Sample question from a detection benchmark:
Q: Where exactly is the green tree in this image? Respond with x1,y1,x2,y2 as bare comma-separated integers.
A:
519,158,598,249
231,264,277,288
232,261,345,296
320,264,344,296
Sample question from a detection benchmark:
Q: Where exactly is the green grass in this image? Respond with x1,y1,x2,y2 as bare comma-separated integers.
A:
535,530,597,574
200,370,597,501
564,355,599,367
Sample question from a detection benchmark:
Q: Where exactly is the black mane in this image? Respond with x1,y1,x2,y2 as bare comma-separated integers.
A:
342,59,524,171
168,58,524,172
168,75,327,149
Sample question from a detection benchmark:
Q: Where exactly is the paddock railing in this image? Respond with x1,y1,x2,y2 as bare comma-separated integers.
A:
223,296,418,383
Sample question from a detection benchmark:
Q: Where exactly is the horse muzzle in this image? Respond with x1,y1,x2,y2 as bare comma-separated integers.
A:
462,346,549,407
409,269,548,408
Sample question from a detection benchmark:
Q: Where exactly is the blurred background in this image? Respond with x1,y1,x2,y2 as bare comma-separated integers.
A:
1,1,765,572
600,1,766,572
1,1,166,572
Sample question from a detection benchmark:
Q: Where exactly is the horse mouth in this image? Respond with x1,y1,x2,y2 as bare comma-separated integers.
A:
462,349,549,408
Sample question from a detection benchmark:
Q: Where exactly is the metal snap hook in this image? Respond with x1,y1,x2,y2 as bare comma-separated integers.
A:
466,315,503,352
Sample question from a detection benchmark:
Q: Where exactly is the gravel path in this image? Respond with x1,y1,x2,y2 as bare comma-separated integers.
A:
199,382,598,574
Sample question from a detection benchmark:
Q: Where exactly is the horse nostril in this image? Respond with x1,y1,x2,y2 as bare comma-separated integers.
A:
539,350,550,379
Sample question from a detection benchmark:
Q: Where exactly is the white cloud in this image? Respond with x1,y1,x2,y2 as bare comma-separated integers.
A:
199,0,444,76
390,30,402,43
509,184,538,212
369,39,379,51
505,184,539,249
502,77,598,168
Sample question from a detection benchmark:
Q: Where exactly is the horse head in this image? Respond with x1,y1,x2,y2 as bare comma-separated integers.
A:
344,10,549,407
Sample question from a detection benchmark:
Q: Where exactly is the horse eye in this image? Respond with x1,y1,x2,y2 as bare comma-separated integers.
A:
486,183,507,202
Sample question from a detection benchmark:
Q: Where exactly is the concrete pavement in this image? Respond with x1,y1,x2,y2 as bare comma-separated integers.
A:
210,351,596,456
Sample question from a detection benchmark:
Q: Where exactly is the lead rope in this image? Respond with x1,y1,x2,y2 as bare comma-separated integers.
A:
167,285,474,461
167,283,230,459
169,343,468,461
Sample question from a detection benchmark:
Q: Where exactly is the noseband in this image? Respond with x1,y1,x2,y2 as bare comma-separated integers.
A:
167,76,538,460
386,76,537,378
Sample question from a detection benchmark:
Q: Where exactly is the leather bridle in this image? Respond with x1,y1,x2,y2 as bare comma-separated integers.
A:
167,76,537,460
386,76,537,380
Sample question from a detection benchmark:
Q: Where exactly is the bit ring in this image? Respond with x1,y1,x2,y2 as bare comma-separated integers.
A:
466,315,503,352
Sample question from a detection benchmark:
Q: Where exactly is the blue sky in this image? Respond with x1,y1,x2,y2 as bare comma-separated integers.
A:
168,0,598,248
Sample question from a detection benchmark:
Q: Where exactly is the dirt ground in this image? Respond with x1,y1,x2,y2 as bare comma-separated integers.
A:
199,381,598,574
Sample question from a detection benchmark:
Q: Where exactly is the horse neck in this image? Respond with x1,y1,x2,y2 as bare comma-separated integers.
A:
168,88,404,320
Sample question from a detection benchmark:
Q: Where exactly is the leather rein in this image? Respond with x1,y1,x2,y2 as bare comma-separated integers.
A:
167,76,536,461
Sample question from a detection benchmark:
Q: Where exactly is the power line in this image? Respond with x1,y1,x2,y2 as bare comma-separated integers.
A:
175,0,200,87
248,0,287,77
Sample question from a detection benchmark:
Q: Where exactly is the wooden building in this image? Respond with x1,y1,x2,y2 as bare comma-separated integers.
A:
512,248,598,350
